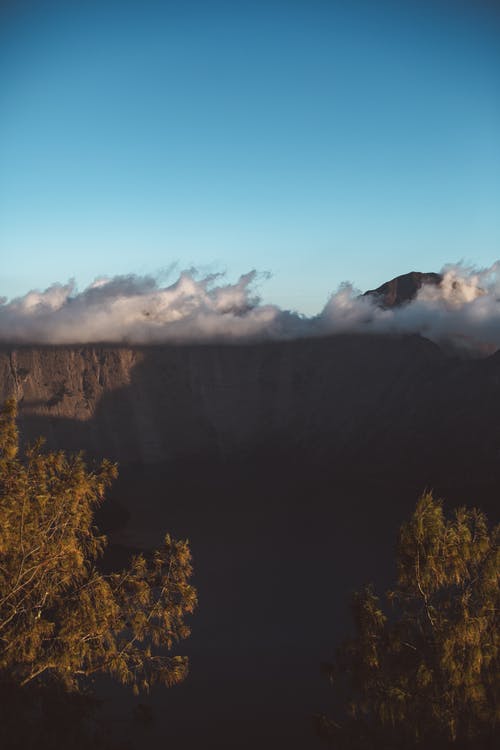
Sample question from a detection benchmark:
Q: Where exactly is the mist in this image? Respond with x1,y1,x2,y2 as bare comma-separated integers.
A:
1,262,500,353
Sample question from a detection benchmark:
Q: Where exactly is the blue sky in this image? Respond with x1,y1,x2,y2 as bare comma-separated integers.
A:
1,0,499,314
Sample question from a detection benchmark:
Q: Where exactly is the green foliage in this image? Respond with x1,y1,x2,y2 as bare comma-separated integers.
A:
0,399,197,694
318,492,499,749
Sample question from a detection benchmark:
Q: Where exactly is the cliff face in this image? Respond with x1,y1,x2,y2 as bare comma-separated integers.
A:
1,334,500,486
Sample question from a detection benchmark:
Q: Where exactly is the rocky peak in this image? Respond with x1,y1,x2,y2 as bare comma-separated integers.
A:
363,271,442,308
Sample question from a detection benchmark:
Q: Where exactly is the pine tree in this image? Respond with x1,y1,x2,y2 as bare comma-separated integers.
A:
0,399,197,694
317,492,499,749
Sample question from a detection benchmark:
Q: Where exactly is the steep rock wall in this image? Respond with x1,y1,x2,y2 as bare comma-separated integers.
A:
1,335,499,485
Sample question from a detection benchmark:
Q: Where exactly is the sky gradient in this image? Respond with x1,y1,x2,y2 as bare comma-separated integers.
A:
1,0,499,314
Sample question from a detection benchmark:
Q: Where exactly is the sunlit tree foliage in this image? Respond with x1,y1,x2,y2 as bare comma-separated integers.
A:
0,399,196,695
318,492,499,749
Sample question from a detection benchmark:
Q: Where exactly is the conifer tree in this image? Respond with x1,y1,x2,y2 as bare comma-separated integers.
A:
318,492,499,749
0,399,197,694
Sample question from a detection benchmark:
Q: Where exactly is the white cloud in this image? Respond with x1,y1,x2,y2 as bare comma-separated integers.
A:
1,262,500,354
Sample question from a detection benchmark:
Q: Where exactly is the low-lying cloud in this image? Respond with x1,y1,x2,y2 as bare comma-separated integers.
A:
1,262,500,354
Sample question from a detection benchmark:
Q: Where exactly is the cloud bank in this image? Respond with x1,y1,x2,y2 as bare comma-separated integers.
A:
1,263,500,354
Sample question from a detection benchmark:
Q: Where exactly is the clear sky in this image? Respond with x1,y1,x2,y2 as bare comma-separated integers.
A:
1,0,499,314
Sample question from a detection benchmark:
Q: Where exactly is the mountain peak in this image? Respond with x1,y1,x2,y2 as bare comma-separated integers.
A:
364,271,442,308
